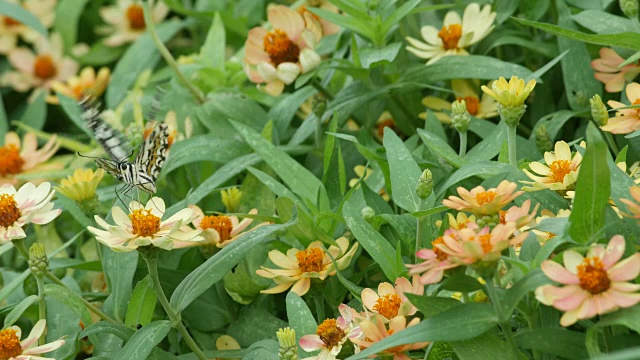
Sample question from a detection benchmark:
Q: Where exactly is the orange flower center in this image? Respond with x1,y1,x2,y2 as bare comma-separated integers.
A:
478,234,492,254
0,194,21,228
0,144,24,176
633,99,640,116
295,247,325,273
475,191,496,205
432,237,448,261
577,257,610,294
199,215,232,241
457,96,479,116
438,24,462,50
126,4,146,30
129,209,160,237
373,293,402,319
0,328,22,359
377,118,397,139
3,16,20,26
549,160,571,183
316,318,346,349
499,210,506,224
33,55,57,80
263,29,300,66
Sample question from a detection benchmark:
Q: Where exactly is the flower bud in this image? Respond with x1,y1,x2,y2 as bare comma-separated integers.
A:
221,187,242,213
416,169,434,199
534,123,552,153
620,0,639,18
590,94,609,126
28,243,49,276
497,103,527,127
277,327,298,360
361,206,375,221
451,99,471,133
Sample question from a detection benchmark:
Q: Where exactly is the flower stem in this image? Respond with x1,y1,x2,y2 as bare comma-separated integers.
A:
35,274,46,345
144,0,205,104
310,79,334,101
507,124,518,167
459,131,468,157
144,253,207,360
485,274,519,355
603,131,619,155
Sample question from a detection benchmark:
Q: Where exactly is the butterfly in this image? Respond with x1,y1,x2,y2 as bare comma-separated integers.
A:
79,90,170,194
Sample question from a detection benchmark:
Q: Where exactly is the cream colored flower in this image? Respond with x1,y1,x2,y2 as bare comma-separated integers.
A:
421,80,499,123
522,141,582,192
361,276,424,320
591,48,640,93
481,76,536,108
0,0,57,54
190,206,266,248
243,5,322,96
0,182,61,242
0,132,60,185
4,32,78,93
442,180,523,216
47,66,111,104
0,320,65,359
88,197,204,252
602,82,640,134
55,168,105,202
98,0,169,47
256,237,358,296
406,3,496,64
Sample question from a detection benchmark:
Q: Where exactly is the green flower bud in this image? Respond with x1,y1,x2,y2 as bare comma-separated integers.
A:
361,206,376,221
312,93,327,118
497,103,527,127
534,123,553,153
277,327,298,360
620,0,639,18
590,94,609,126
451,99,471,133
416,169,434,199
28,243,48,276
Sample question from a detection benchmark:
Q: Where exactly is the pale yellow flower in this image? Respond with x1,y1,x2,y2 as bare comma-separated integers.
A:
421,80,499,123
481,76,536,107
602,82,640,134
0,132,60,185
442,180,523,216
522,141,582,192
190,206,266,248
0,0,57,54
98,0,169,47
0,320,65,359
55,168,105,202
47,66,111,104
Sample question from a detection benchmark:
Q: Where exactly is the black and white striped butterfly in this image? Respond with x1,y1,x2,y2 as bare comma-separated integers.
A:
79,92,169,194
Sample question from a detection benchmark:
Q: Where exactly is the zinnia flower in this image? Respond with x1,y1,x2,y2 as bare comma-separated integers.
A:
88,197,204,252
243,5,322,96
421,80,499,122
0,319,65,359
0,0,57,54
190,206,265,248
55,168,105,202
442,180,523,216
481,76,536,108
522,141,582,192
602,82,640,134
499,199,539,230
98,0,169,47
4,32,78,93
0,131,60,185
407,237,461,285
535,235,640,327
0,182,61,242
438,223,527,264
361,276,424,320
437,212,478,234
591,48,640,93
299,304,362,359
350,316,429,359
406,3,496,64
47,66,111,104
256,237,358,295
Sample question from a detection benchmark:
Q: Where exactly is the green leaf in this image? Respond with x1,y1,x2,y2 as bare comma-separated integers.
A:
4,295,38,327
0,1,46,36
435,162,514,198
0,270,29,305
343,200,403,281
515,328,587,359
308,7,373,40
200,12,225,70
571,10,631,34
0,96,7,140
439,274,484,293
44,284,93,326
54,0,89,52
58,94,92,137
80,321,135,341
106,20,184,107
77,40,127,66
162,135,250,175
275,197,334,247
595,303,640,333
380,0,421,34
417,128,463,168
452,331,521,359
383,128,422,212
359,42,402,68
170,214,297,312
125,276,157,329
502,269,553,316
405,294,462,317
591,347,640,360
568,123,610,243
21,92,47,130
102,248,138,323
286,292,317,358
115,321,171,359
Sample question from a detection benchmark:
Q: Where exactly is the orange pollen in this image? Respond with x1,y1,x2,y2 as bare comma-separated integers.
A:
129,209,160,237
0,144,24,177
126,4,146,30
0,328,22,359
577,257,610,294
33,55,57,80
263,29,300,66
478,234,492,254
457,96,479,116
199,215,233,241
432,237,448,261
438,23,462,50
316,318,346,349
475,191,497,205
634,99,640,116
296,247,325,273
499,210,506,224
0,194,21,228
3,16,20,26
373,293,403,319
549,160,571,183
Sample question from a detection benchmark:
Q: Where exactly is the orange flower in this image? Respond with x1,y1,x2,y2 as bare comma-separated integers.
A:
351,316,429,359
499,199,539,230
0,132,60,185
591,48,640,93
442,180,523,216
361,276,424,320
437,224,527,265
47,66,111,104
190,206,266,248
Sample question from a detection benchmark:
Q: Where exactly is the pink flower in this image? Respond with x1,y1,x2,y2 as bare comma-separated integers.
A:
438,224,527,265
535,235,640,327
350,316,429,360
442,180,523,216
299,304,362,359
499,199,539,230
407,237,461,285
0,182,61,242
591,48,640,93
603,82,640,134
361,276,424,320
243,5,322,96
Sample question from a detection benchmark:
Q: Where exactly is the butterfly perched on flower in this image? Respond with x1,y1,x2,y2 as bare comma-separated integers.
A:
78,90,170,194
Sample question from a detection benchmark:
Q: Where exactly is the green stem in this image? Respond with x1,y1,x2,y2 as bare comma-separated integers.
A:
310,79,334,101
35,275,46,345
461,292,471,304
507,124,518,167
603,131,619,155
144,0,205,104
485,275,519,355
459,131,468,157
144,253,207,360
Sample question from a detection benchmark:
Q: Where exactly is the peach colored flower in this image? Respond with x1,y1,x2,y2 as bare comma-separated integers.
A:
442,180,523,216
522,141,582,192
296,0,340,37
0,319,65,359
243,5,322,96
4,32,78,93
299,304,362,359
47,66,111,104
0,132,60,185
591,48,640,93
407,236,461,285
421,80,499,123
0,0,57,54
499,199,540,230
438,223,527,264
190,206,266,248
406,3,495,65
98,0,169,47
602,82,640,134
535,235,640,327
0,182,61,242
361,276,424,320
620,185,640,219
351,316,429,360
256,237,358,296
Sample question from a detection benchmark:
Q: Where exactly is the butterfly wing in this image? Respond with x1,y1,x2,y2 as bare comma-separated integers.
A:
94,158,122,180
134,122,170,183
79,96,132,163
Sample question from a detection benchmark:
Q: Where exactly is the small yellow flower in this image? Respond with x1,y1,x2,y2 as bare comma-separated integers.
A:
55,168,105,202
47,66,111,104
522,141,582,192
481,76,536,108
421,80,499,123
